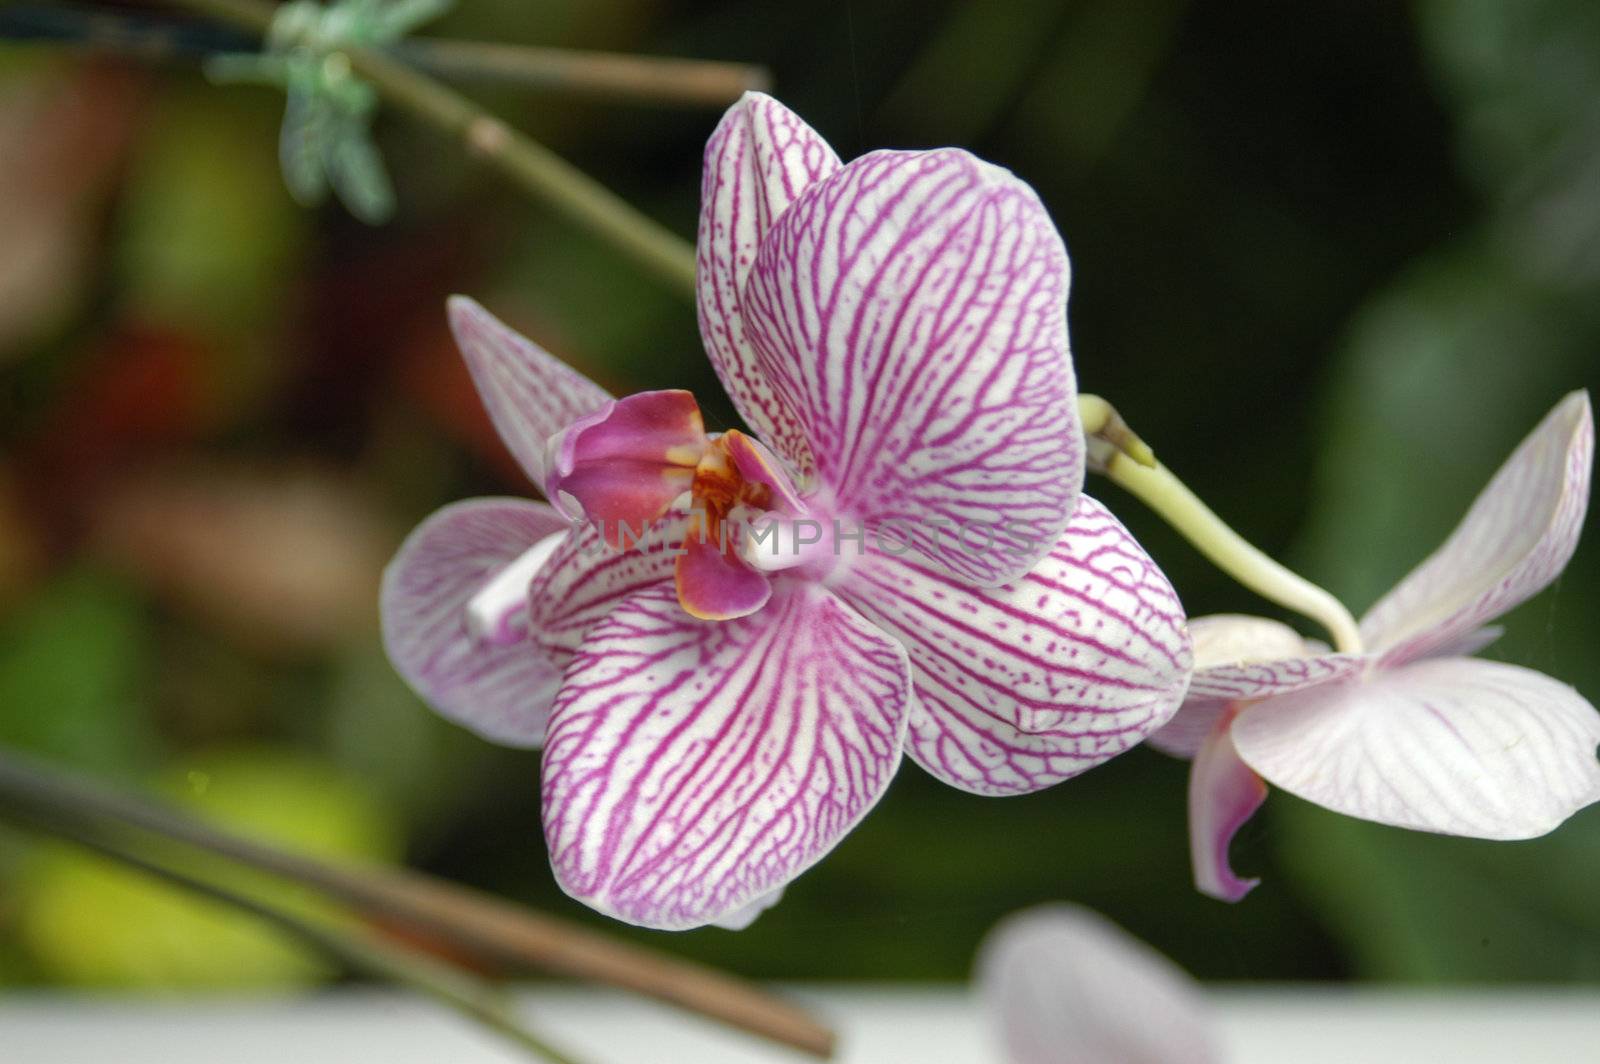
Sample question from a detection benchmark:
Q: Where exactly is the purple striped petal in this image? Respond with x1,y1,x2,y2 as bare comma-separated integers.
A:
976,905,1221,1064
526,519,681,656
541,582,911,929
1231,657,1600,838
447,296,613,495
838,496,1191,796
740,148,1081,587
697,93,841,477
381,498,568,747
1360,391,1593,666
1189,710,1267,902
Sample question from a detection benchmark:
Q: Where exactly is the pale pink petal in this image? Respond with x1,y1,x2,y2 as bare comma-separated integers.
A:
541,582,911,929
1184,652,1367,703
838,496,1191,795
380,498,567,747
1145,698,1228,759
976,904,1222,1064
697,93,841,477
711,886,785,931
545,390,707,535
1189,712,1267,902
740,148,1080,587
1189,614,1314,669
446,296,613,495
526,519,681,657
1360,391,1593,666
1231,657,1600,839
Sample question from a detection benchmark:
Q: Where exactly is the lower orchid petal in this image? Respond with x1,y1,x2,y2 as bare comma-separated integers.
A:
976,904,1222,1064
541,582,911,930
675,530,772,620
545,390,707,535
1231,657,1600,839
1189,712,1267,902
838,496,1192,795
380,498,568,747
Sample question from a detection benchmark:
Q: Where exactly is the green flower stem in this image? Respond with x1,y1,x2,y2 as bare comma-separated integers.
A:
1080,395,1364,655
173,0,699,297
0,748,836,1059
3,803,585,1064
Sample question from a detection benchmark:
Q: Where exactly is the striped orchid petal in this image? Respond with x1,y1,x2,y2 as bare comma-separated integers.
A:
1360,390,1593,667
976,905,1221,1064
740,147,1081,587
526,519,681,656
446,296,613,495
697,92,841,477
839,497,1191,795
541,582,911,929
1231,657,1600,839
381,499,568,747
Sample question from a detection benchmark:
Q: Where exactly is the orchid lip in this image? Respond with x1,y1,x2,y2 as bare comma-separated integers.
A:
465,531,568,646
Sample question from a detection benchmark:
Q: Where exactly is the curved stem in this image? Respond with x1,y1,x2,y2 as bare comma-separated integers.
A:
172,0,698,297
1080,395,1362,654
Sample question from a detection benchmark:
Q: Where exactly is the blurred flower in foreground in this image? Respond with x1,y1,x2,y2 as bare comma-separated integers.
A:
1152,391,1597,900
383,92,1193,930
976,904,1222,1064
17,748,401,989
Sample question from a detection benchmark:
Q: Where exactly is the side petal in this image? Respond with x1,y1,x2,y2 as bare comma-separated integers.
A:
380,498,567,747
740,148,1080,587
975,904,1222,1064
526,519,681,656
1231,657,1600,839
1189,713,1268,902
838,496,1191,796
1360,391,1593,666
697,92,841,477
446,296,613,494
1184,652,1368,703
541,582,911,929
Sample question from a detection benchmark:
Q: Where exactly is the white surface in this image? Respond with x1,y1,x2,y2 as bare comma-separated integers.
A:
3,986,1599,1063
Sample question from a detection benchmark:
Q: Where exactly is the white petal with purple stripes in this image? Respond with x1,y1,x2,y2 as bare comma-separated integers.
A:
740,148,1081,587
447,296,613,494
381,498,568,747
1360,390,1592,667
526,518,683,656
1231,657,1600,839
697,92,841,476
541,582,911,929
838,496,1191,795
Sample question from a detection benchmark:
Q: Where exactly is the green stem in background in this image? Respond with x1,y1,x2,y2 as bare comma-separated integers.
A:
0,748,836,1059
1079,394,1364,655
173,0,700,297
3,805,585,1064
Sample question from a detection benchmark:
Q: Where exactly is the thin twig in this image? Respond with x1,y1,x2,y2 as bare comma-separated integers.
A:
170,0,699,296
3,804,586,1064
0,749,836,1058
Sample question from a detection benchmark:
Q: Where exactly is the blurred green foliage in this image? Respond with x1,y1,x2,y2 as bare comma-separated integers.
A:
0,0,1594,990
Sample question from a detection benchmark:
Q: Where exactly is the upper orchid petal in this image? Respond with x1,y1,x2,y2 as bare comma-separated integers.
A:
1188,710,1267,902
838,496,1191,795
697,92,842,477
540,582,911,930
740,147,1081,587
975,905,1222,1064
1231,657,1600,839
1360,391,1593,667
446,296,613,495
380,498,568,747
544,390,708,535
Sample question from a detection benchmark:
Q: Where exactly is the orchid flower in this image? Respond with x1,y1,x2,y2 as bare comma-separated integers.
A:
1148,391,1597,901
977,904,1222,1064
381,91,1193,930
